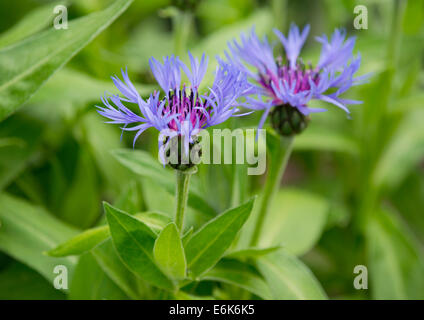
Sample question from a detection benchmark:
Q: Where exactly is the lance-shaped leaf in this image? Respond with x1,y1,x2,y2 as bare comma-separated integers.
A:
373,108,424,190
0,1,69,49
258,189,329,256
224,246,281,260
0,193,78,283
135,212,171,233
0,115,44,190
105,202,174,291
182,226,194,246
46,211,171,258
257,250,327,300
0,262,66,300
46,226,110,257
154,223,186,279
202,260,272,300
367,208,424,299
92,239,143,300
0,0,133,121
185,198,255,277
70,252,128,300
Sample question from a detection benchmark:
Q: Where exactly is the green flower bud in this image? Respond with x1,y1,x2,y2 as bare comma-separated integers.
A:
270,104,310,136
165,135,202,171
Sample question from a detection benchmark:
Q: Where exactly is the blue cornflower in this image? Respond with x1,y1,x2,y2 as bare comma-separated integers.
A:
96,52,252,153
225,23,369,133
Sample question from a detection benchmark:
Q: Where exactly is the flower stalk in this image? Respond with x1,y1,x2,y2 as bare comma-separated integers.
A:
174,169,193,234
172,9,192,57
250,136,294,247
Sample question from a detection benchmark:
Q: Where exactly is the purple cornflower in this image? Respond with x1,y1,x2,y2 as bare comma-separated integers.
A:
225,23,369,131
96,52,252,154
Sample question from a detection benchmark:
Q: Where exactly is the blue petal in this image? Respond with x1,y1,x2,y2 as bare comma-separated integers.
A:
274,23,310,69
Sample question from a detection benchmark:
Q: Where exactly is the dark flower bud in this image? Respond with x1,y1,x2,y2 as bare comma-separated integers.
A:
165,135,202,171
270,104,309,136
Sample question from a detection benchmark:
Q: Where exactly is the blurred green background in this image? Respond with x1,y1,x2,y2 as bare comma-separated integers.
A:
0,0,423,299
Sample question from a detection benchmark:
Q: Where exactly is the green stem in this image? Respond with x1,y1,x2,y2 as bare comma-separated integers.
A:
386,0,405,68
172,9,192,57
271,0,287,32
357,0,406,230
250,136,294,247
174,169,191,234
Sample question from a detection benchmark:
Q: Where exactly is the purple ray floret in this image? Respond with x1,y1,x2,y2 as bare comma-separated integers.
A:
225,23,370,129
97,52,253,148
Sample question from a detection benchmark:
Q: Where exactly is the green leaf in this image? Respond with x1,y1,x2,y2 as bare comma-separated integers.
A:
256,250,327,300
0,137,25,148
105,202,174,290
0,0,133,121
392,91,424,113
0,115,44,190
258,189,329,256
46,226,110,257
225,246,281,260
112,149,217,216
402,0,424,34
154,223,186,279
182,226,194,246
391,173,424,244
0,1,69,49
70,252,128,300
111,148,170,185
0,193,78,283
367,208,424,299
112,180,142,215
141,178,176,214
59,146,100,228
202,260,272,300
81,113,137,196
0,262,65,300
294,125,359,155
185,198,255,277
47,211,170,258
373,108,424,190
13,171,44,205
92,239,143,299
96,183,140,227
134,211,171,233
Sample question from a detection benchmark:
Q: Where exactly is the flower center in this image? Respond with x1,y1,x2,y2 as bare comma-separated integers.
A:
162,88,211,132
259,61,320,101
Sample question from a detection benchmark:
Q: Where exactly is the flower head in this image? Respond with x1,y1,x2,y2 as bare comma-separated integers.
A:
97,52,252,154
225,23,369,134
